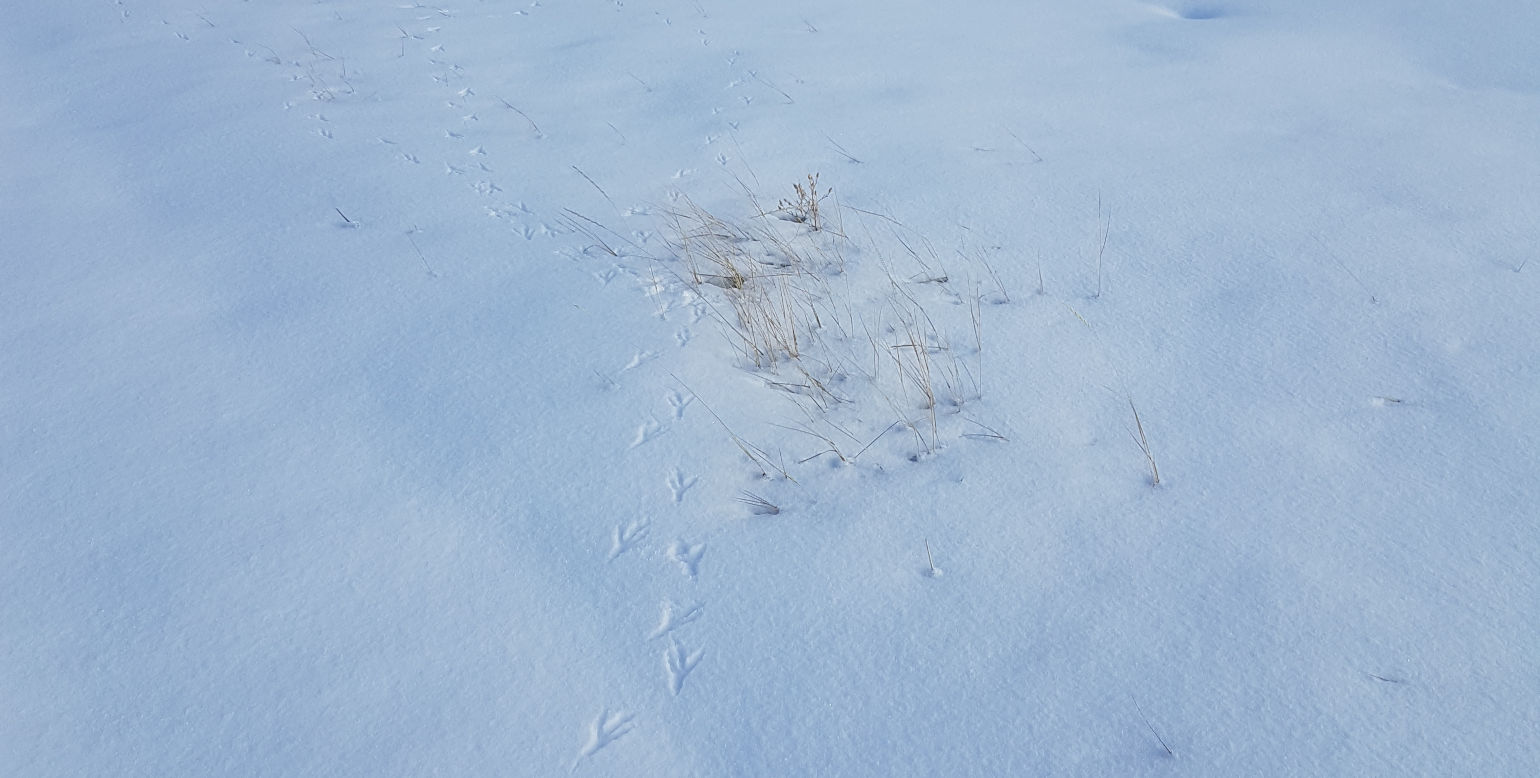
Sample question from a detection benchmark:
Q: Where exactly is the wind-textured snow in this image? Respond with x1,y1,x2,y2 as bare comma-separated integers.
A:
3,1,1537,775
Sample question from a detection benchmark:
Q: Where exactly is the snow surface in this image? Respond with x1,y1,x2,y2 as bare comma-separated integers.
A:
4,1,1538,775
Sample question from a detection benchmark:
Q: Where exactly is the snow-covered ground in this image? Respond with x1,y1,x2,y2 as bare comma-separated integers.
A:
4,1,1537,775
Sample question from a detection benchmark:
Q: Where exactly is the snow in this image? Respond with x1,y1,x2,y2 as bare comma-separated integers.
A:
4,1,1538,775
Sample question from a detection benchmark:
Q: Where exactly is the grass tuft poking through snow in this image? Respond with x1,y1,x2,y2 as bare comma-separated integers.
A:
1128,398,1161,486
664,177,1002,471
736,490,781,516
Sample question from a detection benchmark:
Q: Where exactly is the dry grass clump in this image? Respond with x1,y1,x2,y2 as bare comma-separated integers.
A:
776,173,831,231
663,175,996,467
666,189,840,369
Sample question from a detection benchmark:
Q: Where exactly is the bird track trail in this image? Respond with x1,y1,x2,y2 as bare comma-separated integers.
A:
128,2,781,770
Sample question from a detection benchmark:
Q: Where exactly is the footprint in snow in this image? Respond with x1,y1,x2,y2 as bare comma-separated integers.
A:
608,518,651,560
648,600,704,640
664,636,705,695
669,539,705,579
666,469,698,503
571,709,635,772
